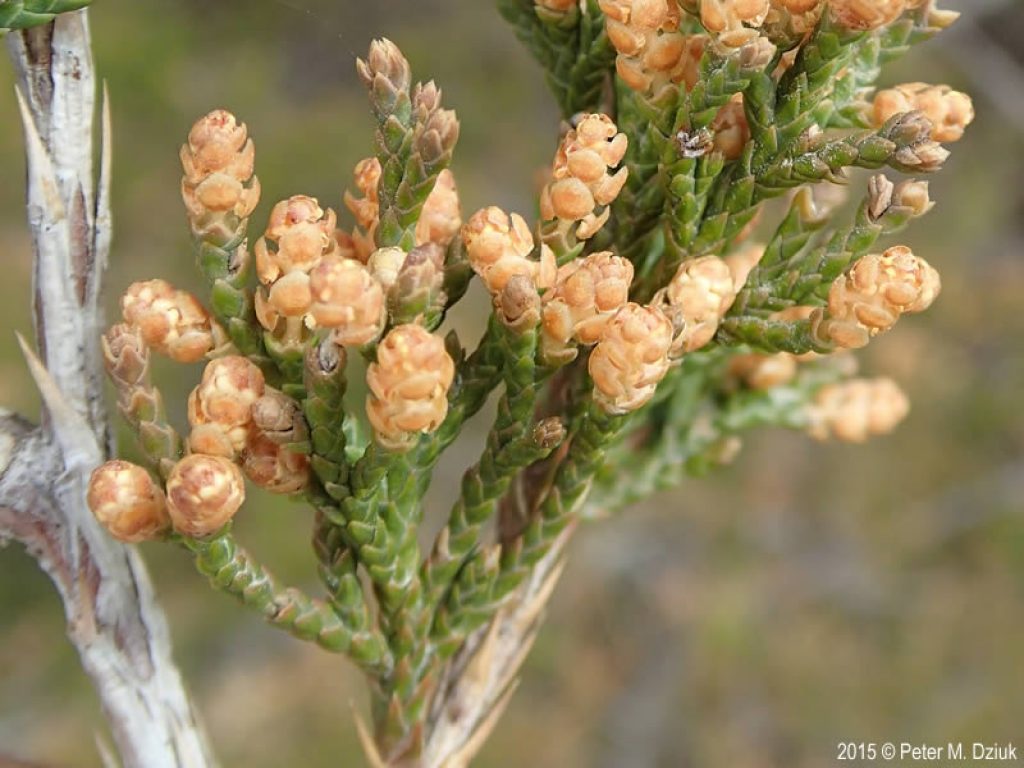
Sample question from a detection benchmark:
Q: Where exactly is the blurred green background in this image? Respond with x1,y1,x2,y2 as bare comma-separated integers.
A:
1,1,1022,765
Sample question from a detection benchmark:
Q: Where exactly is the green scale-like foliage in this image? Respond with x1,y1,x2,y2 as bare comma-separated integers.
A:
92,3,965,763
0,0,89,30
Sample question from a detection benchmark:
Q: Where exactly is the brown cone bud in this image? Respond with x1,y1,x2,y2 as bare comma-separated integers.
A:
589,303,673,414
600,1,701,95
88,460,170,543
872,82,974,143
415,169,462,248
811,245,940,349
462,207,556,294
251,388,307,445
891,179,934,217
255,195,338,284
540,113,628,240
307,257,386,346
166,454,245,537
368,246,407,292
344,157,382,263
180,110,260,229
807,377,910,442
658,255,736,356
366,325,455,450
830,0,911,30
121,279,217,363
241,430,310,495
541,251,633,362
711,94,750,161
187,356,266,456
699,0,770,49
728,352,798,390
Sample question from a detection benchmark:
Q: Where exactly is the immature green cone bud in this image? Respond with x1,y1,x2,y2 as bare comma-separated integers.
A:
872,83,974,143
180,109,260,235
88,460,170,543
412,83,460,168
121,279,219,363
657,255,736,356
366,324,455,450
242,431,310,495
698,0,770,50
541,251,633,363
811,245,940,349
415,169,462,249
166,454,246,538
462,207,556,294
600,0,700,95
539,113,628,240
357,38,412,121
390,243,447,323
307,257,386,346
188,356,266,457
589,303,673,414
807,377,910,442
885,112,950,173
728,352,798,390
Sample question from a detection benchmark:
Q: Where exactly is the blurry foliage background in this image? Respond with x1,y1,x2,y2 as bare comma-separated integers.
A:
1,0,1023,765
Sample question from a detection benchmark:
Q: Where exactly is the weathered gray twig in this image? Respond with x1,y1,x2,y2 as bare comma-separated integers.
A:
1,12,214,768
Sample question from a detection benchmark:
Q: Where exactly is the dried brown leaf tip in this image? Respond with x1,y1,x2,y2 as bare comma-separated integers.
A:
540,113,628,240
87,460,170,543
811,245,940,349
807,377,910,442
366,324,456,450
589,303,674,414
